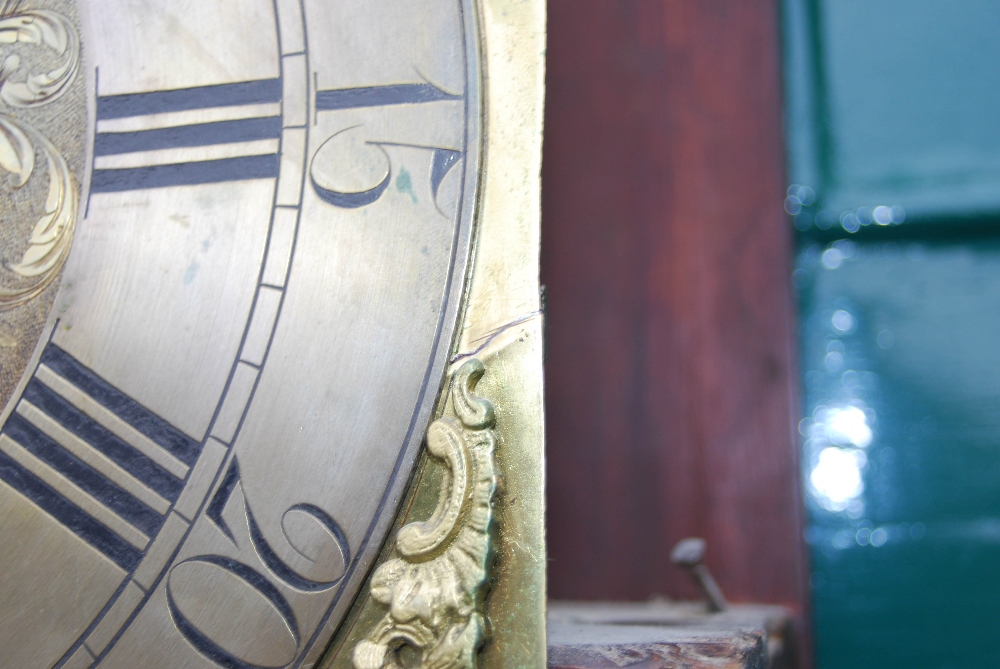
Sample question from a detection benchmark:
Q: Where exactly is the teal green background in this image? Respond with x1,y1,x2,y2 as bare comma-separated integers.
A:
785,0,1000,226
796,242,1000,668
784,1,1000,667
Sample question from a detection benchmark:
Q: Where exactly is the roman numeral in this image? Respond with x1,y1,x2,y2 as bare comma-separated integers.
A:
90,78,283,194
0,344,201,571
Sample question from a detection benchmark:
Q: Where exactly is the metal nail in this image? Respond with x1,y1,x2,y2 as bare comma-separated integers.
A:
670,537,728,613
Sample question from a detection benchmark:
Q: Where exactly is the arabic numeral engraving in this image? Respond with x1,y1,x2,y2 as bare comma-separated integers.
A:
167,457,350,668
308,126,390,209
167,555,301,669
247,501,350,592
309,82,464,212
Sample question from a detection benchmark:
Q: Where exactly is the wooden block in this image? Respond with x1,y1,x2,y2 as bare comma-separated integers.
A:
548,601,798,669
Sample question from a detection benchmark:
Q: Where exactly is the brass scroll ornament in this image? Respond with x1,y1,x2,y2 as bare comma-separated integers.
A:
0,0,80,311
353,359,497,669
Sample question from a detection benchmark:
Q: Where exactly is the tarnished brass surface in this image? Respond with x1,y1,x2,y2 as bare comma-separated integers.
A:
0,0,545,667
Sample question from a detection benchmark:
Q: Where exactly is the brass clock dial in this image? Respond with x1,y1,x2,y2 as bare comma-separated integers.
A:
0,0,553,666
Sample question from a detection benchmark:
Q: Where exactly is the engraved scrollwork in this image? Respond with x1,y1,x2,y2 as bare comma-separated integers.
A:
0,114,76,308
353,359,497,669
0,1,80,108
0,0,79,311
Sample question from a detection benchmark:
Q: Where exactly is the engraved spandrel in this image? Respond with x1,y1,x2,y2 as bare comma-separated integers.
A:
0,4,80,108
0,114,77,307
0,1,81,310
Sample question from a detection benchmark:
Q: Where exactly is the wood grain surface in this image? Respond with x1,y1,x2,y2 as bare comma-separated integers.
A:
547,601,797,669
548,623,766,669
541,0,807,640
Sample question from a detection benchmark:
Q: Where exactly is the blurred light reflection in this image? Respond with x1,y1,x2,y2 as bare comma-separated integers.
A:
832,309,854,332
813,521,928,553
804,305,882,515
822,247,844,269
822,406,873,448
811,447,866,511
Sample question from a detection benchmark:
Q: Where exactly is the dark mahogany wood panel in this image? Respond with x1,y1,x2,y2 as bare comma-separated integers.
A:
542,0,806,623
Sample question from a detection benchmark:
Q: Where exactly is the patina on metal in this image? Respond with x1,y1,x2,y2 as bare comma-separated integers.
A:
0,0,545,667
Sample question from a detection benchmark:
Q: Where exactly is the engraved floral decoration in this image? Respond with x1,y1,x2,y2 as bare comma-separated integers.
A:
353,359,497,669
0,0,79,311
